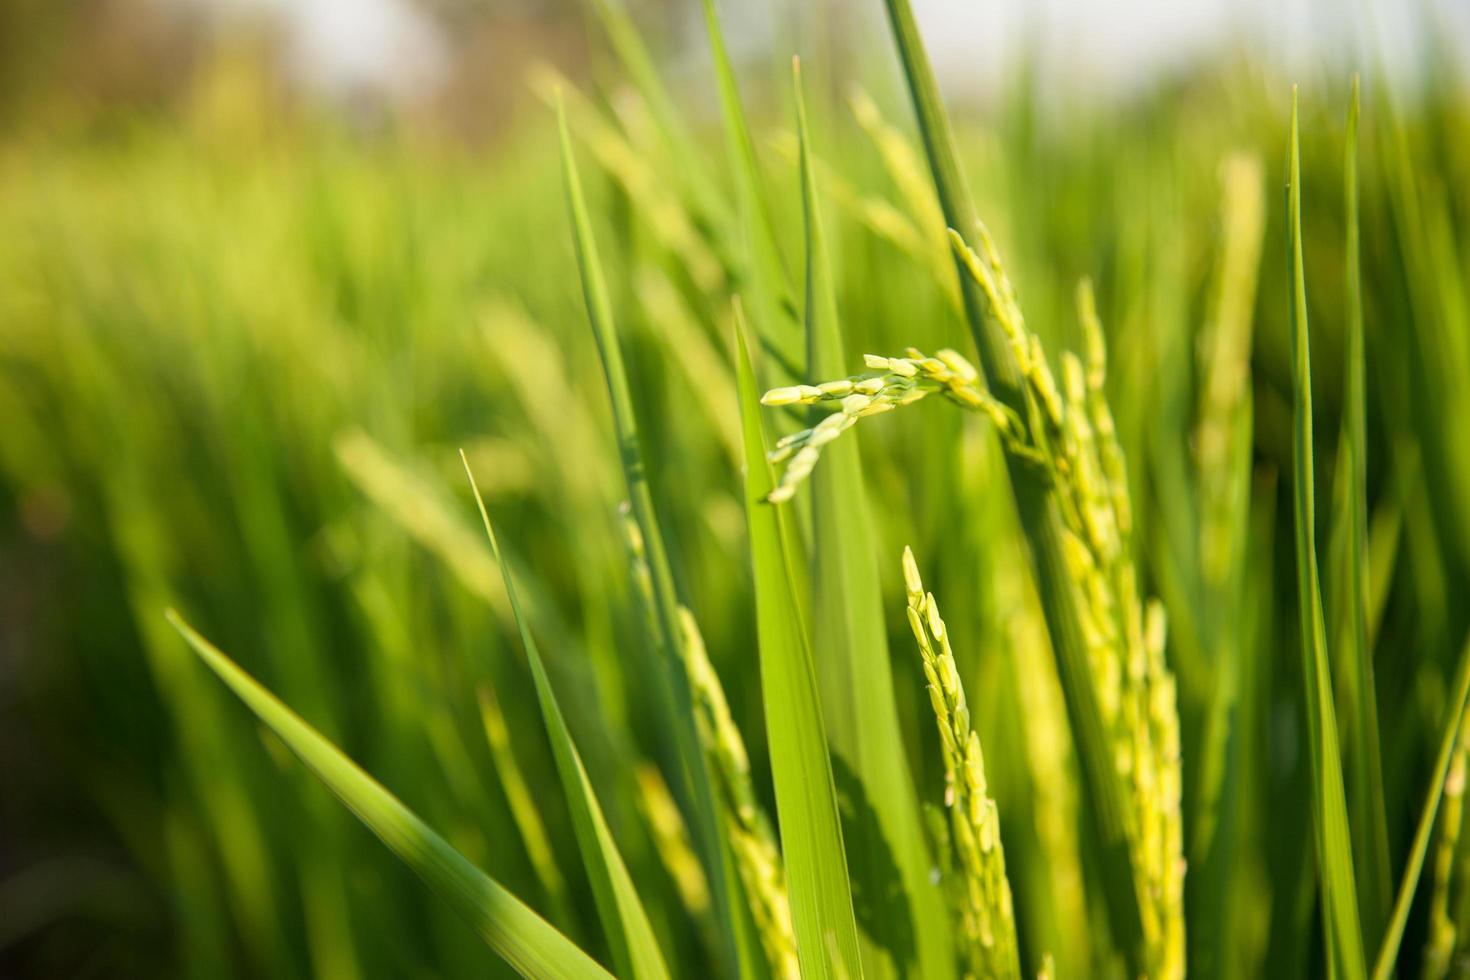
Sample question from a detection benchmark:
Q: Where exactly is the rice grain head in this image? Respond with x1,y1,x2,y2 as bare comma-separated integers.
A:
903,546,1021,980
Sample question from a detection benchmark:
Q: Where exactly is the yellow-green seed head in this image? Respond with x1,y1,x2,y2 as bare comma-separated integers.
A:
902,546,923,598
888,358,919,378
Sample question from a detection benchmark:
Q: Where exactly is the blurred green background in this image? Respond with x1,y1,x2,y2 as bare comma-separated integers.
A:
3,0,1470,976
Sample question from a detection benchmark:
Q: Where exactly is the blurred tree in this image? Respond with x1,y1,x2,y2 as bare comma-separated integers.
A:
0,0,213,121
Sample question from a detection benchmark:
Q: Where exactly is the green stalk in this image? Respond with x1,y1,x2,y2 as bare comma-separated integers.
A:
1371,635,1470,979
557,95,745,977
877,0,1145,962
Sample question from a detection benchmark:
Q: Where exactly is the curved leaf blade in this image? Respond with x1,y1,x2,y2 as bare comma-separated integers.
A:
164,610,613,980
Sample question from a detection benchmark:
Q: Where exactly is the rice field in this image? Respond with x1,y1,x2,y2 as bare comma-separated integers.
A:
3,2,1470,977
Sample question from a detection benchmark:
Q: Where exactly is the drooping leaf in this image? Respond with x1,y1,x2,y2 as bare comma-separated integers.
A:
164,610,614,980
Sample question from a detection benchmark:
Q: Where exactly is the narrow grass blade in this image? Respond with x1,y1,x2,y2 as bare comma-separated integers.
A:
584,0,731,245
1328,74,1392,947
701,0,801,373
1286,87,1367,980
734,307,864,980
334,429,504,613
879,0,1145,963
876,0,994,349
557,95,745,976
476,684,573,926
791,59,953,980
535,69,726,296
462,455,670,980
163,611,614,980
1371,634,1470,979
765,131,928,262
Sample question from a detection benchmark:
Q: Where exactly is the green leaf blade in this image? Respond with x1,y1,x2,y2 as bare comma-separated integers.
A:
791,61,954,980
735,308,864,980
463,456,671,980
1286,87,1367,980
164,610,614,980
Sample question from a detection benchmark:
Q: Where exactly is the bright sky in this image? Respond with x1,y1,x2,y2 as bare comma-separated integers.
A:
184,0,1470,101
915,0,1469,95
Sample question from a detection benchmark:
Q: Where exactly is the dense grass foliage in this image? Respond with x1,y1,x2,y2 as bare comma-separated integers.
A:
3,9,1470,978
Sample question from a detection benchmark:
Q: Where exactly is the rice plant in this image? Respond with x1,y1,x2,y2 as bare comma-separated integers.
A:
5,1,1470,979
